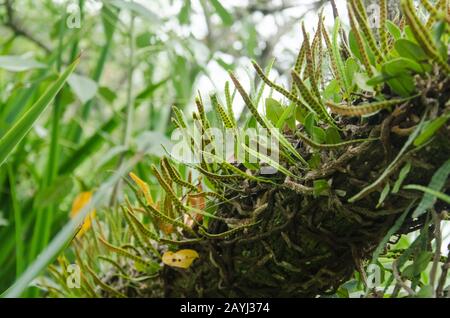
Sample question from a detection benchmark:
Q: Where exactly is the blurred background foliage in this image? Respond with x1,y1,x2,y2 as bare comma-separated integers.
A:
0,0,332,295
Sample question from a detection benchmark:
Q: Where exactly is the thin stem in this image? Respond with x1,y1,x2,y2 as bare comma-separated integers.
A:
123,13,136,148
392,259,415,296
110,9,136,206
4,0,52,53
7,164,24,277
430,210,442,297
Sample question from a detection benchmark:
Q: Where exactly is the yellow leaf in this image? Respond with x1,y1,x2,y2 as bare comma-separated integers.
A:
70,191,96,238
162,249,199,269
158,198,175,235
129,172,153,205
185,184,205,228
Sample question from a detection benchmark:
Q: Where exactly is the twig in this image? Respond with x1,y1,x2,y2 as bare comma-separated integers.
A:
392,259,416,296
430,209,442,297
3,0,52,53
436,242,450,297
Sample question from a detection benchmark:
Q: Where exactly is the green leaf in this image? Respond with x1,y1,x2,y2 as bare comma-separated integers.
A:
208,0,233,26
383,57,423,75
381,57,420,96
411,159,450,218
416,285,433,298
404,185,450,204
403,251,432,279
366,74,387,86
325,127,342,144
265,98,284,126
98,86,118,103
386,21,401,40
323,79,340,101
376,183,390,208
0,58,79,168
245,23,258,58
332,19,349,93
370,204,413,266
394,39,428,62
392,162,411,193
348,30,362,62
67,73,98,103
304,112,316,136
403,26,417,43
34,176,74,208
308,153,321,169
311,126,326,144
0,55,46,72
345,57,359,87
313,179,329,197
178,0,191,25
135,77,169,102
386,73,415,97
276,103,296,130
101,3,119,40
135,32,154,48
241,143,295,178
134,260,160,274
432,21,447,59
414,113,450,146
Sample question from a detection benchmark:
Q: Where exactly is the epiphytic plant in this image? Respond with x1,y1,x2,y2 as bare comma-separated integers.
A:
47,0,449,298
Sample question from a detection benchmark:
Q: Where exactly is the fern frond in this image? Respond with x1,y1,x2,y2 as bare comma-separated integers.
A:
224,81,237,127
380,0,388,55
251,60,315,114
85,264,126,298
172,106,187,128
211,94,235,129
320,18,345,94
151,164,187,213
229,71,269,129
347,3,374,77
350,0,383,64
301,23,321,101
195,94,211,130
98,236,159,273
294,31,307,76
325,96,415,116
291,70,335,126
161,157,197,192
401,0,450,73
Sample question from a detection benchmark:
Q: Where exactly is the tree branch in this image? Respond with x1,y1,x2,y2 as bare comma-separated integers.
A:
3,0,52,53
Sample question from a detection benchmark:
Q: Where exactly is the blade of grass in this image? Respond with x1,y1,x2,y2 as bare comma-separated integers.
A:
41,10,67,251
404,184,450,204
0,57,79,168
7,164,24,277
